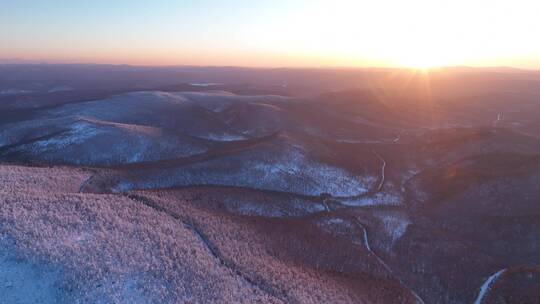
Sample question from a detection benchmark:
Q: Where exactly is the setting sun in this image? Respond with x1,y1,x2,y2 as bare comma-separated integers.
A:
396,51,447,69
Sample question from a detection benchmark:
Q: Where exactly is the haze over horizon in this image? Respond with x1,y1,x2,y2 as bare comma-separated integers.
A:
2,0,540,69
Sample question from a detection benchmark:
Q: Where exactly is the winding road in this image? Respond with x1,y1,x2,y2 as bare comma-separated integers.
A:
354,219,426,304
371,150,386,192
78,170,97,193
493,112,503,127
393,134,401,143
473,268,506,304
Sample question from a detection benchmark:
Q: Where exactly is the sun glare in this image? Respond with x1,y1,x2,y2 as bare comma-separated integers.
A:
393,43,449,69
398,54,444,69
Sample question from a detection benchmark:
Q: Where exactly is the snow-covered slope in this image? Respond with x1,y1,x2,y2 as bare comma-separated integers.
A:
0,165,280,303
107,133,377,197
48,91,289,140
1,116,212,165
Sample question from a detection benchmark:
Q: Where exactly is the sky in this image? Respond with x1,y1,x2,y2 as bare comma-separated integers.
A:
1,0,540,69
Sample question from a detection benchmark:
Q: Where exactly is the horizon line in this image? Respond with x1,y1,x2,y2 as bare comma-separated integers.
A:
0,60,538,72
